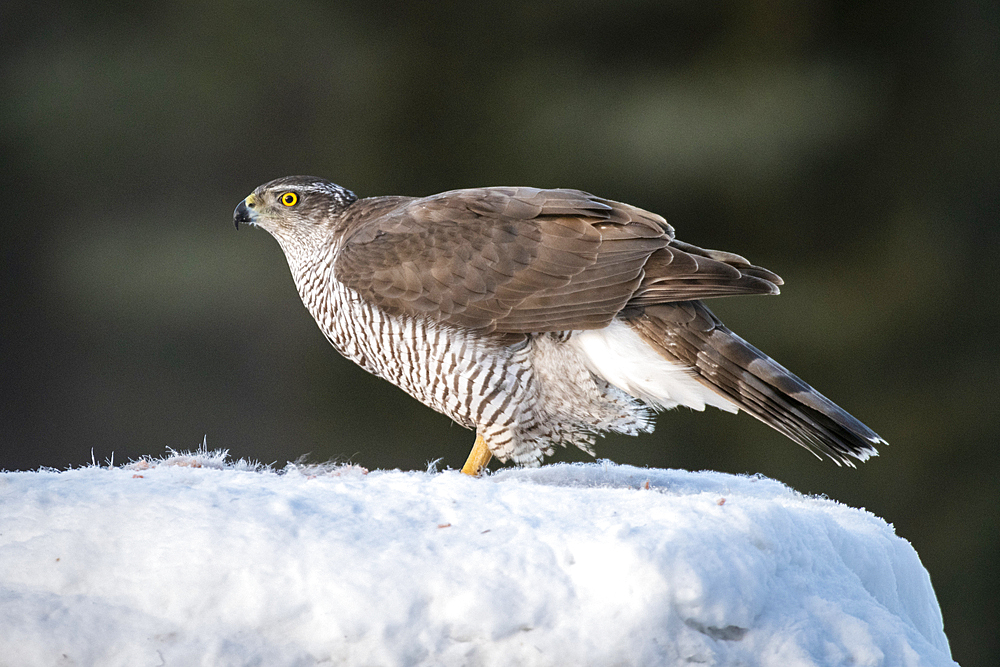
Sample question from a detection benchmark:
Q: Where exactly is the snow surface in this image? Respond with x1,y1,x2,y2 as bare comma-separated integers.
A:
0,449,955,667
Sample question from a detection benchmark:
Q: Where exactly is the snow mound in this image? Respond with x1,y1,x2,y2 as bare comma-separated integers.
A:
0,450,955,666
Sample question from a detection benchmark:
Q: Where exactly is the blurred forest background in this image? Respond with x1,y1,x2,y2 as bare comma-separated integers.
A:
1,0,996,663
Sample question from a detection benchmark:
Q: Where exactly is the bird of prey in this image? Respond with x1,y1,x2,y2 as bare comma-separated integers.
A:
234,176,885,476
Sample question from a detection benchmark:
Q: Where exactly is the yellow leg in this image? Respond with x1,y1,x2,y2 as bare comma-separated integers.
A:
461,433,493,477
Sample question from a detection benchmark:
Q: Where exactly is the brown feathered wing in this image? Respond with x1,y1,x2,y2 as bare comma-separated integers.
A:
333,187,777,333
334,186,882,464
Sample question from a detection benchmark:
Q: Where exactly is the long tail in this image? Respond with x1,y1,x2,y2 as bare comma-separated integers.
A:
624,302,885,466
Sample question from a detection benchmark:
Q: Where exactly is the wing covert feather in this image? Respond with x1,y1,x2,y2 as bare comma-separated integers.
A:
333,187,782,333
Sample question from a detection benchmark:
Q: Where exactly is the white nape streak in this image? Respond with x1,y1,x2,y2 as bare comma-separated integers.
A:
570,320,739,414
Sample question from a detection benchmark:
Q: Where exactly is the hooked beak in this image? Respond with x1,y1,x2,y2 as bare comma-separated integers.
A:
233,198,256,230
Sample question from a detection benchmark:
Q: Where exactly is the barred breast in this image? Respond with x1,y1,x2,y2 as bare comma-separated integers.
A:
289,258,653,466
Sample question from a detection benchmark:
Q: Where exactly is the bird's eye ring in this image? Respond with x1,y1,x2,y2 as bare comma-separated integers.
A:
280,192,299,207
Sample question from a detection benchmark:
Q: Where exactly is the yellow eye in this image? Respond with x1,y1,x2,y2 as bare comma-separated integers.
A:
280,192,298,207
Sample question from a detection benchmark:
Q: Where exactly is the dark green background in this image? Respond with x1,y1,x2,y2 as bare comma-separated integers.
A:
2,1,996,663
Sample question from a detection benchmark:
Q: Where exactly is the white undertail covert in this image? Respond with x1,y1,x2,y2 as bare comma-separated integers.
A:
570,320,739,414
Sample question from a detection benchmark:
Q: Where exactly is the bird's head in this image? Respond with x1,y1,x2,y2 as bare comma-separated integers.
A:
233,176,358,243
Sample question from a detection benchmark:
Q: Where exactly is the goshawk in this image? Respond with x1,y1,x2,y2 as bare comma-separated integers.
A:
234,176,885,475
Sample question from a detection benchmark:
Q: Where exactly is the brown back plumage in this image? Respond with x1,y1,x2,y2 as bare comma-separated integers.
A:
334,187,780,333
